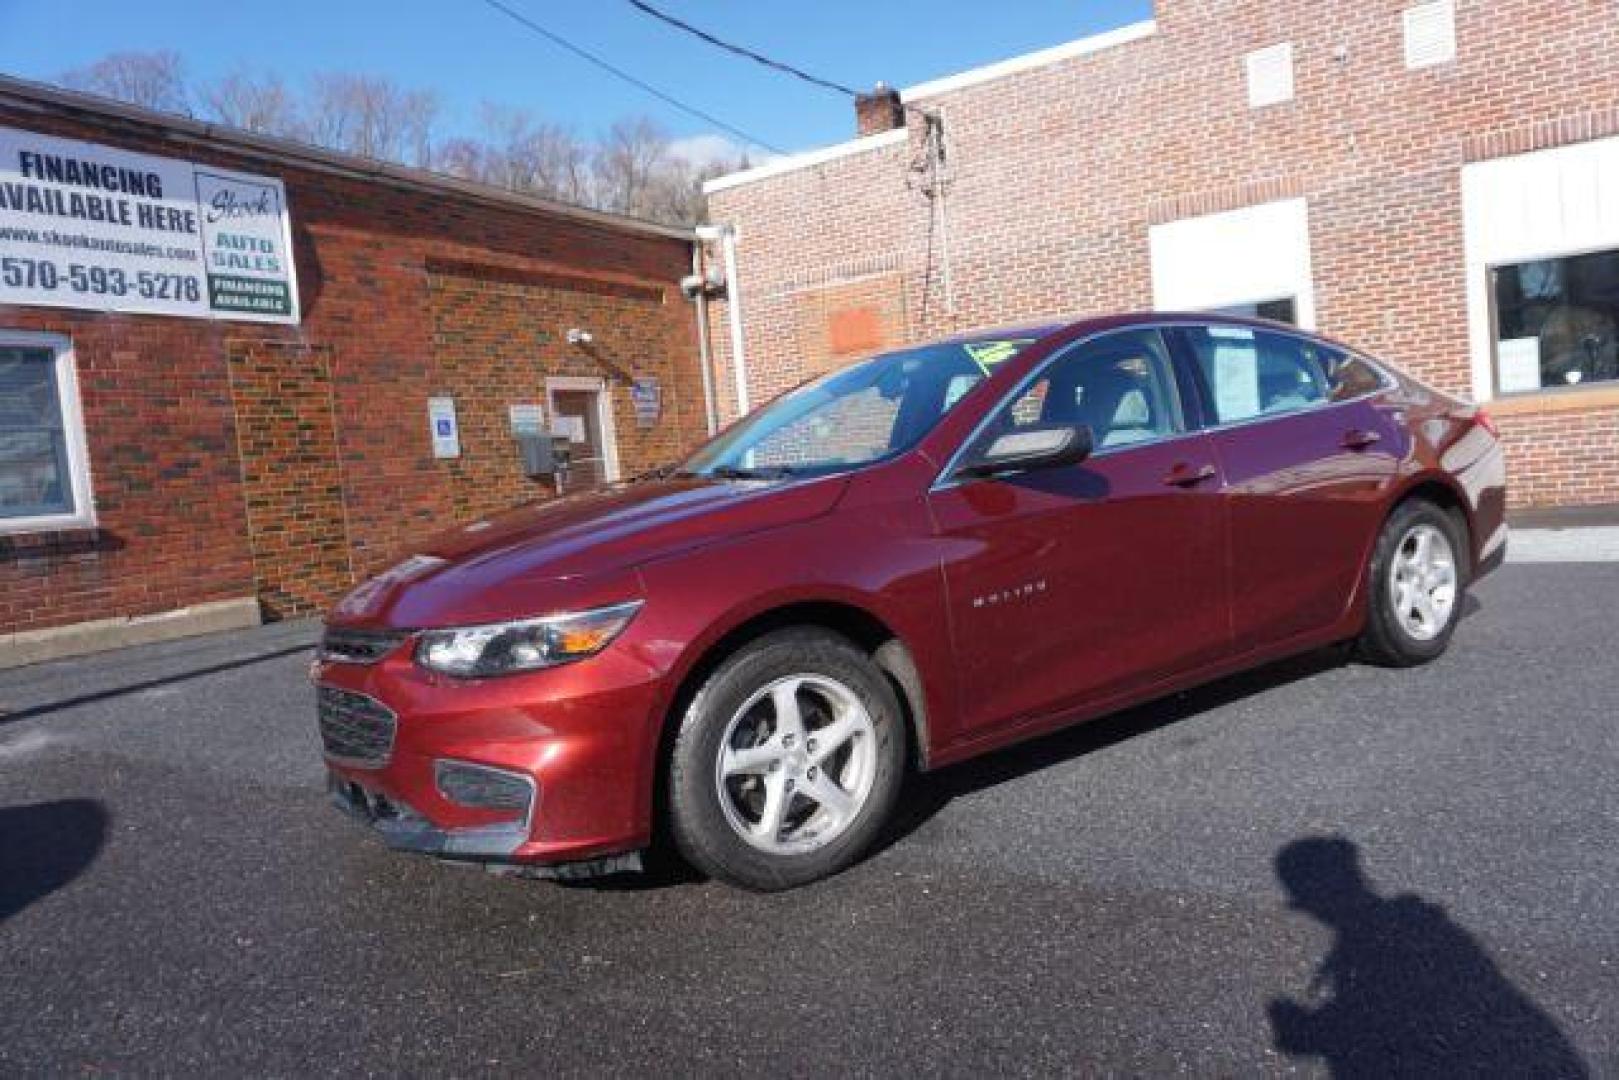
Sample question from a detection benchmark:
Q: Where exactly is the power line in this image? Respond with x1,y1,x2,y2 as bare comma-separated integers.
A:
624,0,860,99
477,0,786,155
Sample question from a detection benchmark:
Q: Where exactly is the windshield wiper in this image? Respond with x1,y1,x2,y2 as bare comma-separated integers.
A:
707,464,797,481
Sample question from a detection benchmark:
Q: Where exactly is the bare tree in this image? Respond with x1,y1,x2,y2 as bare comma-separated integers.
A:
306,74,438,166
52,50,747,226
477,105,592,204
433,137,491,182
199,71,301,138
61,50,189,114
593,117,676,220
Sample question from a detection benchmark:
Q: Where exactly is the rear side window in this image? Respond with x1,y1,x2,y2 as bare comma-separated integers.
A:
1181,326,1335,424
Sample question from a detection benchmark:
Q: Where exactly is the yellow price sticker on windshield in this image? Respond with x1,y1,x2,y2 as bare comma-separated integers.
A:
963,340,1033,373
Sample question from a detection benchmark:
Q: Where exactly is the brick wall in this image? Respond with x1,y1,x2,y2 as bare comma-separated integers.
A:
226,341,350,619
1,100,706,635
707,0,1619,508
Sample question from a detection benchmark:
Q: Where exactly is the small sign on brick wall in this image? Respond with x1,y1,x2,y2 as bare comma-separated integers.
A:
508,402,544,436
630,378,661,427
428,396,460,458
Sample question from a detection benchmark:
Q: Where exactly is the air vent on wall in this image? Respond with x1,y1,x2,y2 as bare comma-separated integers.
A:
1246,44,1295,109
1404,1,1457,69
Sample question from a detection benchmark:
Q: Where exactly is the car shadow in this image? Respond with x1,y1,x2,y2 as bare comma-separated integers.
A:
575,597,1493,892
875,644,1353,856
0,798,109,923
1267,834,1588,1077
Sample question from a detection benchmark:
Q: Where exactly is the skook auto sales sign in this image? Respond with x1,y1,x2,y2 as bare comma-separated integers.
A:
0,126,299,323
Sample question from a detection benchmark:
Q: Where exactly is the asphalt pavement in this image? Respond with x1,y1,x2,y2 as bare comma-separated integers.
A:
1,564,1615,1076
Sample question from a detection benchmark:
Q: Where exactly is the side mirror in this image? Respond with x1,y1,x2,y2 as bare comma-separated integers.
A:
955,424,1094,480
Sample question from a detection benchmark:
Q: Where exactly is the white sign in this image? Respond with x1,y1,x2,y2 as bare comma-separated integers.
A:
508,403,544,436
552,416,587,444
0,126,299,323
1208,327,1261,421
428,397,460,459
1497,336,1542,394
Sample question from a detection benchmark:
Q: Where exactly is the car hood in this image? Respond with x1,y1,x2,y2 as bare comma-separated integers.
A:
331,474,849,627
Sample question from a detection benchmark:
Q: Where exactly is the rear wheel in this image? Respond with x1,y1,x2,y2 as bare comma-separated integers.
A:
1357,498,1468,667
667,628,905,891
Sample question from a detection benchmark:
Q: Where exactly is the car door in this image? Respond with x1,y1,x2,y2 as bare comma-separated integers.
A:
927,327,1231,737
1169,324,1402,653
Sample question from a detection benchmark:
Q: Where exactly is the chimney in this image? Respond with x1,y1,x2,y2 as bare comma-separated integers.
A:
854,83,905,137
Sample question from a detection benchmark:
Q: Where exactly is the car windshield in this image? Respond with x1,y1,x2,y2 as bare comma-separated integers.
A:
680,338,1038,479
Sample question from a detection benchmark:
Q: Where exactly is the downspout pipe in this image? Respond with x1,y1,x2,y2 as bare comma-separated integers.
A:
690,240,719,436
698,223,750,416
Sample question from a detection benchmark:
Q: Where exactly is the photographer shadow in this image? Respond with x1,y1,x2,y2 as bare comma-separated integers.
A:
1268,835,1587,1078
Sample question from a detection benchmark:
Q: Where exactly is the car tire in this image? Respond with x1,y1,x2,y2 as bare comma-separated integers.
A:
1357,498,1469,667
667,627,906,891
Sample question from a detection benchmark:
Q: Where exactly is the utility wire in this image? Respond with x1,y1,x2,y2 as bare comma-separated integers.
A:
625,0,861,99
477,0,786,155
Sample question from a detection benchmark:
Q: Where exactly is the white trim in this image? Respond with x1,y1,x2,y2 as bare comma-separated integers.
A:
700,18,1158,196
0,329,96,533
900,19,1158,102
544,376,621,483
703,129,907,195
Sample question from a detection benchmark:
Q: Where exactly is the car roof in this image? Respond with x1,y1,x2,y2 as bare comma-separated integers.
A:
931,311,1306,349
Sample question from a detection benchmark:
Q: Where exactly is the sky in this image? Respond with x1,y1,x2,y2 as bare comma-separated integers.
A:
0,0,1153,164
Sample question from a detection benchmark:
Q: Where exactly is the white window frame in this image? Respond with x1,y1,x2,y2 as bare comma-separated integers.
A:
0,330,95,533
544,376,621,483
1461,135,1619,401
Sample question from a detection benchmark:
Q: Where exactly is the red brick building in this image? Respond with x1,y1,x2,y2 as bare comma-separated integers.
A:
704,0,1619,510
0,77,711,664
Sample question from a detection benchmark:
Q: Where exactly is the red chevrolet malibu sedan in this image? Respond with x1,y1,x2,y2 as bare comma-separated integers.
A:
316,314,1506,890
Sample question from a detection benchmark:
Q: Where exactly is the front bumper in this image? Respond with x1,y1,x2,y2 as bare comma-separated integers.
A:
314,634,668,870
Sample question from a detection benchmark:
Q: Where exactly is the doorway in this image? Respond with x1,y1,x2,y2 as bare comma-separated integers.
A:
545,376,620,488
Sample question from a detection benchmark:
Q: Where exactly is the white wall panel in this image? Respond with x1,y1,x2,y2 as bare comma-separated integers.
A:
1149,198,1316,328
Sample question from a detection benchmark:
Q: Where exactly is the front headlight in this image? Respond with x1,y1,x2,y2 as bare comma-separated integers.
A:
415,601,643,678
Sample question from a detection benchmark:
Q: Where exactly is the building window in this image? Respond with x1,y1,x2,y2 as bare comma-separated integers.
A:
0,332,94,531
1492,249,1619,395
1212,297,1298,325
1403,1,1456,69
1245,44,1295,108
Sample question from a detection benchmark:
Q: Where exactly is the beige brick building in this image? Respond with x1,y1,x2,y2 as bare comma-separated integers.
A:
704,0,1619,509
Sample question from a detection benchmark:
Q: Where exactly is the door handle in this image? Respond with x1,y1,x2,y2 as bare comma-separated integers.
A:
1342,428,1382,450
1163,462,1218,487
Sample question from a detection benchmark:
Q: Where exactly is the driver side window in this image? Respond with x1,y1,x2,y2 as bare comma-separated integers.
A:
997,329,1185,451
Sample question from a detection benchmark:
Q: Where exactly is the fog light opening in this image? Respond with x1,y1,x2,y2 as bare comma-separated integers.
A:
433,760,535,821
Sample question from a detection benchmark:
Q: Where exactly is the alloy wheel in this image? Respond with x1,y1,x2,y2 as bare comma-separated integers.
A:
1388,523,1458,642
714,674,877,855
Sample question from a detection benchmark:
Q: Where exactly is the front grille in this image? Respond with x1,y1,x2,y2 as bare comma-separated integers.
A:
319,626,411,665
317,686,397,767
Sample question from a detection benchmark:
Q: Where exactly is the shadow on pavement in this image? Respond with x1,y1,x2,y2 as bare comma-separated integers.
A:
1268,834,1588,1078
0,643,314,726
876,644,1353,855
0,798,109,923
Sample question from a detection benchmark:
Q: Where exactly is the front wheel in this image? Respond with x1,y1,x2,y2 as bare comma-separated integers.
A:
1357,498,1468,667
667,628,906,891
